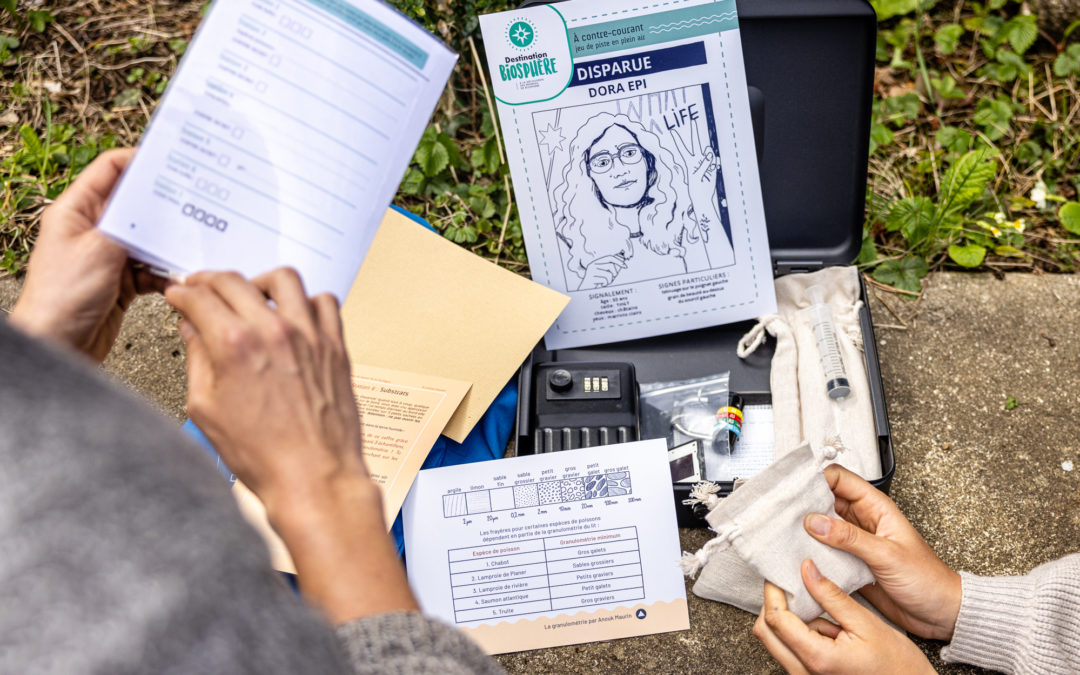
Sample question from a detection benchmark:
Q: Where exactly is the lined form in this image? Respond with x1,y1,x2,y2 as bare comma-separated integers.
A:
99,0,456,298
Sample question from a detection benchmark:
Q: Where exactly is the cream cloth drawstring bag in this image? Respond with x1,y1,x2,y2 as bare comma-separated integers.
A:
682,268,883,620
683,444,873,621
736,266,881,478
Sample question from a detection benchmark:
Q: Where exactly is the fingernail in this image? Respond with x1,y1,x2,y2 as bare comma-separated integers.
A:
805,560,822,580
807,514,831,536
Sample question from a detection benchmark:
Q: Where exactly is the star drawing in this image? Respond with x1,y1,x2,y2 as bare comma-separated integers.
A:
538,123,566,153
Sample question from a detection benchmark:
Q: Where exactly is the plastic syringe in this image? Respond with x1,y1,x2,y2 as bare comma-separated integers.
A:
804,285,851,399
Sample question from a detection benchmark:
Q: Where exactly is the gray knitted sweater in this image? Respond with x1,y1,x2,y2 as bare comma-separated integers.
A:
0,320,501,674
942,554,1080,674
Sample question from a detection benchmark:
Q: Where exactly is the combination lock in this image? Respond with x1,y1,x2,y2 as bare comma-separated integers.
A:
532,361,639,452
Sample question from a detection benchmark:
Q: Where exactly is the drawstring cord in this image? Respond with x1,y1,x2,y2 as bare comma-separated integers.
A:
680,524,738,577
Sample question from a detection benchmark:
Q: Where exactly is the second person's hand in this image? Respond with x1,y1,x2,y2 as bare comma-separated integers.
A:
805,464,962,641
755,561,935,674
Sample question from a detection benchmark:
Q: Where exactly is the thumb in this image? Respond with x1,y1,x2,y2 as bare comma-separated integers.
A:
805,513,890,568
802,559,874,629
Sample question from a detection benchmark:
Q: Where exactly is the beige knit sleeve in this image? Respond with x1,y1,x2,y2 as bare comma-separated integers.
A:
333,611,505,675
941,553,1080,674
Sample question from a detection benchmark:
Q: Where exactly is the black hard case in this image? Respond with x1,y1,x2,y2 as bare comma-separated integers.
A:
513,0,895,526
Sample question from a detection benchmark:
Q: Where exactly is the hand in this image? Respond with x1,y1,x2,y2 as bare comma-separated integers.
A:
579,254,627,289
10,148,159,362
165,268,418,622
804,464,962,641
755,561,935,675
671,121,718,242
166,268,362,504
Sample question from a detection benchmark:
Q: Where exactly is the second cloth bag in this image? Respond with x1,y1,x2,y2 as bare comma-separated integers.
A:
737,266,881,479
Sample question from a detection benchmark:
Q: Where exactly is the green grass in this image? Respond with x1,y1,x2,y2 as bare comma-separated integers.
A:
2,0,1079,291
862,0,1080,292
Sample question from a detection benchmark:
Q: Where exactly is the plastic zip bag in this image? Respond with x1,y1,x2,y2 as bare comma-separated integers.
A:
639,372,733,481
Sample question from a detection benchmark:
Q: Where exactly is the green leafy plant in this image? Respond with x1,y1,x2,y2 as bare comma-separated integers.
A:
933,23,963,54
0,34,18,61
872,256,930,293
947,243,987,267
871,0,939,22
889,150,999,251
2,102,117,272
870,150,999,290
973,96,1014,140
26,9,54,33
1059,202,1080,235
168,38,188,55
1054,44,1080,77
399,117,525,261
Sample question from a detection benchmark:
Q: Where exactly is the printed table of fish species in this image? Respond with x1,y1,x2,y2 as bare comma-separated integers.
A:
403,439,689,654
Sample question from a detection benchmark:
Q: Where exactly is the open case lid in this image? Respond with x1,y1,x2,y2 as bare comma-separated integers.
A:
519,0,877,271
740,0,875,271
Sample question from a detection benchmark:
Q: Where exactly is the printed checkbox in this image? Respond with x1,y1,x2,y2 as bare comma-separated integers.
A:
255,81,268,93
231,126,245,140
217,154,231,167
269,54,282,67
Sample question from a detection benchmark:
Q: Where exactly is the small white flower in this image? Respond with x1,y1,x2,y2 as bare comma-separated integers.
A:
1064,460,1074,472
993,211,1006,224
1031,180,1048,209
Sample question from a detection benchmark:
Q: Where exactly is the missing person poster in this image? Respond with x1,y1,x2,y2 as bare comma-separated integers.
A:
480,0,775,349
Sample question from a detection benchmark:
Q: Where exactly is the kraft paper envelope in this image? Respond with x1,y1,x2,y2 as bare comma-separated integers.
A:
342,209,569,442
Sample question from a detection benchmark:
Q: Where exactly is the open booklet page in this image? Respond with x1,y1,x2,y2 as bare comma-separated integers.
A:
97,0,456,299
479,0,775,349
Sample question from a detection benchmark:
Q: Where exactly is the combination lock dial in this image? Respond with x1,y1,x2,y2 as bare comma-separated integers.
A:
532,361,638,453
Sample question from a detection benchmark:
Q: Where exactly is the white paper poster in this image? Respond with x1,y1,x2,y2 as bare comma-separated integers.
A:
480,0,775,348
402,439,689,654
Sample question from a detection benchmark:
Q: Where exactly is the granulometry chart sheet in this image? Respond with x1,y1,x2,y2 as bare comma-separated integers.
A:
402,439,689,653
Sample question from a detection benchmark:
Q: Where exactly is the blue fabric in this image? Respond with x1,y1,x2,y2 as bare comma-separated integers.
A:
180,208,517,558
390,380,516,557
183,420,236,484
390,203,431,229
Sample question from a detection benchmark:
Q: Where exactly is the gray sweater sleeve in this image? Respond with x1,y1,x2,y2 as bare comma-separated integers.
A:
941,554,1080,674
0,320,499,674
335,613,504,674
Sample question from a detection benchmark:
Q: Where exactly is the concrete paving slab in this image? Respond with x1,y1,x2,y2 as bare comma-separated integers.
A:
3,270,1078,673
0,276,188,421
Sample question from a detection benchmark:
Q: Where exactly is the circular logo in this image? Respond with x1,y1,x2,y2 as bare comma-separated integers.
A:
635,609,647,620
507,19,535,49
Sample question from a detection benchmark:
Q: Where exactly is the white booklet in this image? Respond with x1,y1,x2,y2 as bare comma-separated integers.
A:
99,0,456,299
479,0,775,348
402,439,689,654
